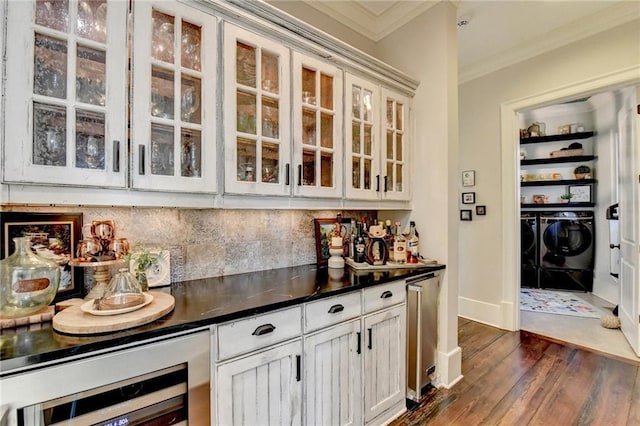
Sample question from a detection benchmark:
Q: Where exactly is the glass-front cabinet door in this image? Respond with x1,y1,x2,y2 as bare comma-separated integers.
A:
223,24,291,196
292,53,343,198
4,0,128,187
131,2,216,193
381,88,410,201
345,73,380,200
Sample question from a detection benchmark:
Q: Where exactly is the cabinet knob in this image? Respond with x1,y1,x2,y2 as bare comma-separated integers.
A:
252,323,276,336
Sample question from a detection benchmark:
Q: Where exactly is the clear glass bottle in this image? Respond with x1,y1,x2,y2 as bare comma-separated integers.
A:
407,221,419,264
384,219,394,262
0,236,60,318
393,221,406,264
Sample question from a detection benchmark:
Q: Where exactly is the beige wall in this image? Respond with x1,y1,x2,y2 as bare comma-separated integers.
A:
458,19,640,325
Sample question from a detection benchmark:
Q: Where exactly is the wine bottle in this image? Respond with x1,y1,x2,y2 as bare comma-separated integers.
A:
384,219,395,263
393,221,406,264
407,221,419,263
354,222,366,263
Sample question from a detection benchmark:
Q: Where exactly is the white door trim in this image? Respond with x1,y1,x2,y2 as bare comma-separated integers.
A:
499,65,640,331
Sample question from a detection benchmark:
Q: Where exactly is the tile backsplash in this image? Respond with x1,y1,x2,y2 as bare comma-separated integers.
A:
1,206,373,284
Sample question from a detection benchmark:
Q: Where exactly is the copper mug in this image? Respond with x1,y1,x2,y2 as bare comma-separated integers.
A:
108,238,130,259
76,239,101,261
91,220,115,241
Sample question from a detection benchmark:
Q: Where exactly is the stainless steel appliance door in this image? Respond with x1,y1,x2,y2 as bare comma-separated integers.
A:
0,329,211,426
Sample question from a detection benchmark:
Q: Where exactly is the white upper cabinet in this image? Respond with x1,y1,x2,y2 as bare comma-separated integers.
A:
381,88,411,201
222,23,291,196
4,0,128,188
292,53,343,199
345,73,381,200
131,1,217,193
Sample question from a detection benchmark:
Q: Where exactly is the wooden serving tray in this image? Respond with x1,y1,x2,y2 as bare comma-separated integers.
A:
52,291,175,335
345,258,437,270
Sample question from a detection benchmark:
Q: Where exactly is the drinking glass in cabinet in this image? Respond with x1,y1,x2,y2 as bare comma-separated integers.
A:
151,124,174,176
34,34,67,99
152,11,175,63
33,103,67,167
262,142,279,183
35,0,68,32
76,109,105,169
181,22,201,71
261,51,279,93
76,45,106,106
320,74,333,110
77,0,107,43
261,98,279,139
181,77,201,123
151,67,174,119
236,42,256,87
181,129,201,178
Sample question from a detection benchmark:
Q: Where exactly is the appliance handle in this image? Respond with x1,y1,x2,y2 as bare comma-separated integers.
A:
541,217,593,221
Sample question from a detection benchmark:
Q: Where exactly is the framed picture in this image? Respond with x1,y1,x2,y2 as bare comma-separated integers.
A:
130,248,171,288
314,217,351,266
569,185,592,203
460,210,472,221
462,170,475,187
462,192,476,204
1,212,84,301
476,205,486,215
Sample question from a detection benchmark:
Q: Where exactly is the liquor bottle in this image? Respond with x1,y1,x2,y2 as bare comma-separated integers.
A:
384,219,395,262
393,221,406,264
349,218,356,259
407,221,419,263
354,222,366,263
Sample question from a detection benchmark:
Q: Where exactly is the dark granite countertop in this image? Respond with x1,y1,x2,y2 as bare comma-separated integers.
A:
0,263,445,376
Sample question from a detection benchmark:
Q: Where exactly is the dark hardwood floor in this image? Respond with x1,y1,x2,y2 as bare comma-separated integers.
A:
392,318,640,425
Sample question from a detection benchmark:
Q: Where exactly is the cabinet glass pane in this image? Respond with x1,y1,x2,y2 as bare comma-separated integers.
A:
352,158,360,188
237,42,256,87
386,100,393,129
261,51,279,94
320,74,333,110
76,45,106,106
396,102,404,130
363,89,372,122
352,123,360,153
181,21,201,72
302,149,315,186
151,66,174,119
76,110,105,169
352,86,361,119
303,108,316,145
320,113,333,149
33,102,66,167
237,91,257,134
364,124,372,156
77,0,107,44
262,142,279,183
150,124,174,176
302,67,316,105
396,134,403,161
396,164,403,192
181,76,201,124
181,129,201,177
262,97,279,139
386,131,393,160
237,137,256,182
364,159,372,190
36,0,68,32
152,11,175,63
34,34,67,99
386,162,393,189
320,152,332,187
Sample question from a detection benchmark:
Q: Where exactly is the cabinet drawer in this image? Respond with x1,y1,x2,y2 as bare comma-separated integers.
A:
216,306,302,361
304,292,362,333
363,280,406,314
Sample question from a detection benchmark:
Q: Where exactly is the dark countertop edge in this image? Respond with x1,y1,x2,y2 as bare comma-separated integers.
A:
1,264,446,376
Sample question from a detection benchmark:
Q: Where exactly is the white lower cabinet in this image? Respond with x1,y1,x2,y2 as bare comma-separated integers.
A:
216,339,303,425
303,319,362,426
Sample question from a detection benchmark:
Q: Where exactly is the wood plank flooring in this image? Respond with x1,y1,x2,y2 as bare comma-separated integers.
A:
391,318,640,425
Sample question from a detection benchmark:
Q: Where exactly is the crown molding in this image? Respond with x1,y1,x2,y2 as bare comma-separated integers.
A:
458,1,640,85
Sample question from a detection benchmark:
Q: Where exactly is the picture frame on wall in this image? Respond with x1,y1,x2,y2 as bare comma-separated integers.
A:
462,170,475,187
461,192,476,204
0,212,84,302
460,210,472,221
476,205,486,215
313,217,351,266
569,185,592,203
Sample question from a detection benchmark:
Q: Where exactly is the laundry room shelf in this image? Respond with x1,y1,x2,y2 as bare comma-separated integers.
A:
519,131,595,144
521,178,597,187
521,202,595,208
521,155,597,166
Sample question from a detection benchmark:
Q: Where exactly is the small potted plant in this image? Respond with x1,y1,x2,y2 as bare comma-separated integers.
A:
560,193,573,203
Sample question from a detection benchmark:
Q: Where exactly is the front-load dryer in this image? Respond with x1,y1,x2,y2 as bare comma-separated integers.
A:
520,212,538,288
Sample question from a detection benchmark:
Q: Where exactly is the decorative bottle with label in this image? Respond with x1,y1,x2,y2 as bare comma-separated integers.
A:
354,222,366,263
393,221,407,264
407,221,419,263
384,219,395,262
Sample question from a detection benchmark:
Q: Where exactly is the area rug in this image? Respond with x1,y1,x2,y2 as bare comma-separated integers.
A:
520,288,602,318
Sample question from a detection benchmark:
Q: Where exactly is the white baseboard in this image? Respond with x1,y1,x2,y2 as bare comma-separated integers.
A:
458,296,502,328
435,346,463,389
